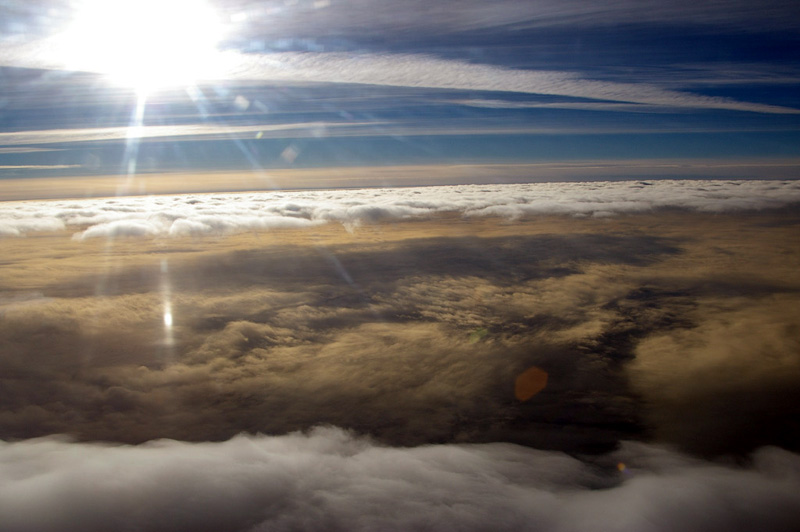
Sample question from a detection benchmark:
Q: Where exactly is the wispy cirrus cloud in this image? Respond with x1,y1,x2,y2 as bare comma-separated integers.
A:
4,0,798,44
224,0,800,35
1,39,796,115
0,147,65,154
0,121,376,146
0,164,80,170
450,99,675,113
225,52,800,114
595,63,800,89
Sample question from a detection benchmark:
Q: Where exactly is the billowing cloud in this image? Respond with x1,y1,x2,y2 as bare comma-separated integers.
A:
2,180,800,239
629,294,800,456
74,214,323,240
0,233,669,448
1,428,799,532
0,215,64,237
1,205,798,457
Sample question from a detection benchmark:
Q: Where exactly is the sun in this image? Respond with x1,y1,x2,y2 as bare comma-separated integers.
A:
62,0,226,94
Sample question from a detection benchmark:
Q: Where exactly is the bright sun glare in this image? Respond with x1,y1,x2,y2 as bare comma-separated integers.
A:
63,0,225,94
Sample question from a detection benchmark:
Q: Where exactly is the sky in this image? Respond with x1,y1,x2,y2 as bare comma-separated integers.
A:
2,2,800,531
0,0,799,191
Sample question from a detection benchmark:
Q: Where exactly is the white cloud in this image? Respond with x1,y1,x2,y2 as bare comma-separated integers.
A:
0,216,65,237
1,39,796,115
167,214,324,237
450,99,675,113
0,427,798,532
0,165,81,170
0,122,374,147
73,219,162,240
226,52,799,114
2,180,800,239
0,148,65,154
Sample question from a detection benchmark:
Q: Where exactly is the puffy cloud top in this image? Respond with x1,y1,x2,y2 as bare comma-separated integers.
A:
1,427,800,532
0,180,799,239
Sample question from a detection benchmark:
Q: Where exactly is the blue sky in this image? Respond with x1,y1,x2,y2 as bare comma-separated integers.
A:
0,0,798,186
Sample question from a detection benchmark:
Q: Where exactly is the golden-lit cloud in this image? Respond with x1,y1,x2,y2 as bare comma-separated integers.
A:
629,294,800,455
1,205,798,455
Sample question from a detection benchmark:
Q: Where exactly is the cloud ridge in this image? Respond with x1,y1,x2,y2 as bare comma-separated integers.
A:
1,180,798,239
1,428,799,532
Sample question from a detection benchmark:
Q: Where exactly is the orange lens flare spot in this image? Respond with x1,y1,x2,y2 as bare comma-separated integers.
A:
514,366,548,401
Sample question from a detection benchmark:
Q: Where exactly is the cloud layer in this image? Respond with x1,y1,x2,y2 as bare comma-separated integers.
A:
0,122,374,147
1,206,798,457
2,427,800,532
242,0,800,34
2,180,800,239
228,52,799,114
1,192,799,532
3,45,797,114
